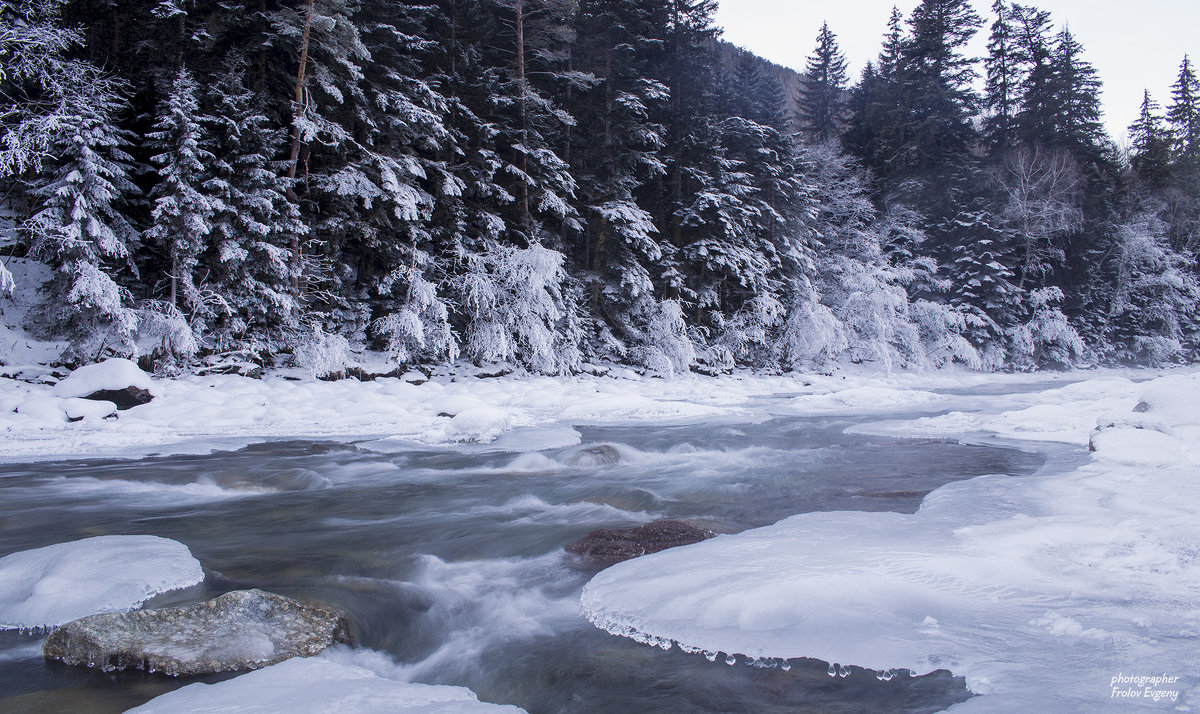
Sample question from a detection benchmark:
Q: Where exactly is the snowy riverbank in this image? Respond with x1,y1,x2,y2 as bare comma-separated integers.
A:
0,359,1176,463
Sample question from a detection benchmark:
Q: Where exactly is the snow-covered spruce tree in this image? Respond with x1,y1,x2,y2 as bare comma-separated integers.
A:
704,54,819,368
565,0,676,364
22,84,141,363
1,0,114,296
0,0,93,176
944,208,1021,368
145,66,216,365
1102,207,1199,364
201,61,306,356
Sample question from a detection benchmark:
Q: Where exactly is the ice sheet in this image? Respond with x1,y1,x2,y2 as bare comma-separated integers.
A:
582,372,1200,712
0,536,204,630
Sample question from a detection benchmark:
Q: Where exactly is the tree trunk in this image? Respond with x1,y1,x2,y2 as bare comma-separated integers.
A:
285,0,316,297
516,0,530,228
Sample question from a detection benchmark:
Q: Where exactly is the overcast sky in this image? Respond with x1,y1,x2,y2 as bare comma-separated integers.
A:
713,0,1197,146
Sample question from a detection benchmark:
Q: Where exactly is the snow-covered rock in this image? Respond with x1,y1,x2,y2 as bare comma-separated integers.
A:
53,358,155,399
14,396,68,424
124,647,527,713
62,397,118,422
53,358,156,409
43,589,351,675
445,406,514,442
0,536,204,630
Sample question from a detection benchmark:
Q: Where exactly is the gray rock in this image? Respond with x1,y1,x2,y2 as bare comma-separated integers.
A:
567,444,621,466
565,519,716,566
43,589,351,676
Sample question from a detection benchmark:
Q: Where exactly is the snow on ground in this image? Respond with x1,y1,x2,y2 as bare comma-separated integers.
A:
581,371,1200,712
0,536,204,630
1,348,1161,463
125,647,526,713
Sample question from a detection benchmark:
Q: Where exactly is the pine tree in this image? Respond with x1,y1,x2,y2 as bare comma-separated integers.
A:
565,0,677,363
23,86,141,362
201,61,306,355
1049,28,1104,156
145,67,217,366
1128,91,1173,188
903,0,983,173
798,22,848,144
1168,56,1200,166
1011,3,1055,147
983,0,1019,156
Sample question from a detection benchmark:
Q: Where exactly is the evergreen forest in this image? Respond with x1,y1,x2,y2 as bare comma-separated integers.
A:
2,0,1198,375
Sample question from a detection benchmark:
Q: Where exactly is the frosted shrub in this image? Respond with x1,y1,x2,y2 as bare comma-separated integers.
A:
910,300,982,369
137,299,199,373
775,281,847,369
373,266,457,367
459,244,581,374
293,324,352,379
1008,287,1083,370
715,294,785,367
836,260,921,371
633,298,696,376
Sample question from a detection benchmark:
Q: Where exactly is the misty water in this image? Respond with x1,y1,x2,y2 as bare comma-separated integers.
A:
0,411,1055,713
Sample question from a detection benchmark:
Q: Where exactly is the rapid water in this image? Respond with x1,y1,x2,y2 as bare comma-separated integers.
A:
0,413,1052,713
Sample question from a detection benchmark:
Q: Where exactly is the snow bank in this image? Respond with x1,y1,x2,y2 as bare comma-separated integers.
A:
125,647,526,713
0,536,204,630
0,369,794,461
581,372,1200,712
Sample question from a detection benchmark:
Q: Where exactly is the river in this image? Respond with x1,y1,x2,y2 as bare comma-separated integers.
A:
0,409,1053,713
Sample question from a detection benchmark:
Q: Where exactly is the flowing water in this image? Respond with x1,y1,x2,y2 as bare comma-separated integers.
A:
0,412,1055,713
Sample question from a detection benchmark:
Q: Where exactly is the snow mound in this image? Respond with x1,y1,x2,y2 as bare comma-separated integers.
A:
53,358,156,398
125,647,527,713
581,373,1200,712
445,406,517,443
0,536,204,630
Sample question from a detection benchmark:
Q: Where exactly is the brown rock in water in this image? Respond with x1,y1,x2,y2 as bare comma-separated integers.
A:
43,589,351,676
82,386,153,410
565,519,716,565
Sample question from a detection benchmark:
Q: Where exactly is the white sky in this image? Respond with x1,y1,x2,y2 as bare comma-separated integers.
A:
713,0,1198,146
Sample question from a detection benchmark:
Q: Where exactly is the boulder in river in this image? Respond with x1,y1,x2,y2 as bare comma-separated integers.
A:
566,444,621,466
565,519,716,566
43,589,351,676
